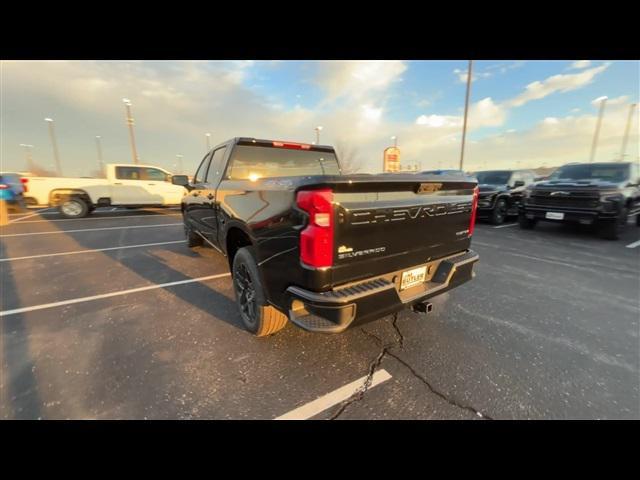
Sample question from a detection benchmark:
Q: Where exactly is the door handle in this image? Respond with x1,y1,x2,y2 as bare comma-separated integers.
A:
147,183,156,186
114,182,123,185
192,192,200,197
207,193,214,200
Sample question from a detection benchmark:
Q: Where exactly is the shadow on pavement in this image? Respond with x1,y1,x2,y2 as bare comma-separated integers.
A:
0,241,43,419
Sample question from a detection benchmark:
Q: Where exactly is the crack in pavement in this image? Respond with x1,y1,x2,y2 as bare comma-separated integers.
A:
330,314,494,420
329,315,400,420
385,350,494,420
392,315,404,349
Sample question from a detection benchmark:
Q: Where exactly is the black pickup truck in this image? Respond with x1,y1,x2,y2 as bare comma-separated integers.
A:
172,138,479,336
473,170,538,225
519,162,640,239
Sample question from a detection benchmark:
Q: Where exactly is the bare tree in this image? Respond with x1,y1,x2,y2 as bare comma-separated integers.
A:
334,140,363,174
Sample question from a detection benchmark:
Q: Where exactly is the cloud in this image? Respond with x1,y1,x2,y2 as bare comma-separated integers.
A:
507,63,610,107
570,60,591,69
468,97,507,127
315,60,407,102
415,97,505,129
452,68,492,84
416,114,459,128
454,61,524,83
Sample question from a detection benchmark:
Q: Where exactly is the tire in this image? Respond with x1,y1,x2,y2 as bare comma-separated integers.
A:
490,198,508,225
599,207,628,240
232,246,288,337
184,221,203,248
59,197,89,218
518,212,537,229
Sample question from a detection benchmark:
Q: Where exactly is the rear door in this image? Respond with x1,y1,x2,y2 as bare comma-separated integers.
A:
186,152,214,230
198,146,228,245
111,166,155,204
141,167,185,205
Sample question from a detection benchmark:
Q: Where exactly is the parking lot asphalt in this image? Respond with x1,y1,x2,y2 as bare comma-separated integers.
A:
1,207,639,419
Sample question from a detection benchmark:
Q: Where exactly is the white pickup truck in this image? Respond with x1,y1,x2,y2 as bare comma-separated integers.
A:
24,163,187,218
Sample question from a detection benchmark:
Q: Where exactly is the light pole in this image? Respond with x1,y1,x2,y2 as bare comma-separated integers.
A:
95,136,104,174
619,103,637,161
44,118,62,176
459,59,473,171
391,136,398,148
205,133,211,152
122,98,139,164
315,126,323,144
589,96,607,163
19,144,35,172
176,155,184,174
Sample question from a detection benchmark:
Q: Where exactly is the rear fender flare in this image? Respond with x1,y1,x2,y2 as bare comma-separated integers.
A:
49,189,93,207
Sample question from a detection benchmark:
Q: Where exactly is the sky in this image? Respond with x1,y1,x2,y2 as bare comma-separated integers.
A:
1,60,638,177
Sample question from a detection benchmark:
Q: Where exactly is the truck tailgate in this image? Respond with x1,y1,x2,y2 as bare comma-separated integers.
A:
324,176,477,286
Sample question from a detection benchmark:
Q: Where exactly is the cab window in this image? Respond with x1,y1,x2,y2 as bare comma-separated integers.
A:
115,166,143,180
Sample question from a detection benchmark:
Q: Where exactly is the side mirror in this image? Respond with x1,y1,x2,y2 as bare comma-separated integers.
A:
171,175,189,187
513,180,525,188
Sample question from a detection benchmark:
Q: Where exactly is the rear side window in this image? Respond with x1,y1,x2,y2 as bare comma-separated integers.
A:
193,152,212,184
143,168,168,182
226,145,341,180
116,167,143,180
206,147,227,184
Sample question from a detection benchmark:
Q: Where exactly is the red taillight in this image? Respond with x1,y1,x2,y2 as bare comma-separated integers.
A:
20,177,28,193
296,188,334,268
0,184,8,190
468,186,479,236
273,141,311,150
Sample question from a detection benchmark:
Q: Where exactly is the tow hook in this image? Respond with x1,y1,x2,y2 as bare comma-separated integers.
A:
412,301,433,314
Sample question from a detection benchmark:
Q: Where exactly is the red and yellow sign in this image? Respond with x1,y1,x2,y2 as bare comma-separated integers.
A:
383,147,401,172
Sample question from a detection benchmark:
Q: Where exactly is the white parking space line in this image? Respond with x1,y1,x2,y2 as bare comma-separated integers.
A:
0,240,186,262
10,213,182,224
8,207,181,217
274,369,392,420
0,223,182,238
493,223,518,229
8,208,55,224
0,272,231,317
626,239,640,249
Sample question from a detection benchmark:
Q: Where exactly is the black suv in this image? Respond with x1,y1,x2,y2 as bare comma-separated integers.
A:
473,170,537,225
519,162,640,240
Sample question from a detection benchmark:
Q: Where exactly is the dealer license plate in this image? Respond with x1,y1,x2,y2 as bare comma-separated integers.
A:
400,266,427,291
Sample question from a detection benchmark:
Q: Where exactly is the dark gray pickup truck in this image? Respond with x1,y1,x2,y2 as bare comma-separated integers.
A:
519,162,640,239
172,137,480,336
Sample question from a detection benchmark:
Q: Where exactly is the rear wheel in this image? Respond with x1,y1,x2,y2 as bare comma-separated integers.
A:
232,246,288,337
490,198,508,225
518,212,537,229
599,207,628,240
59,197,89,218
